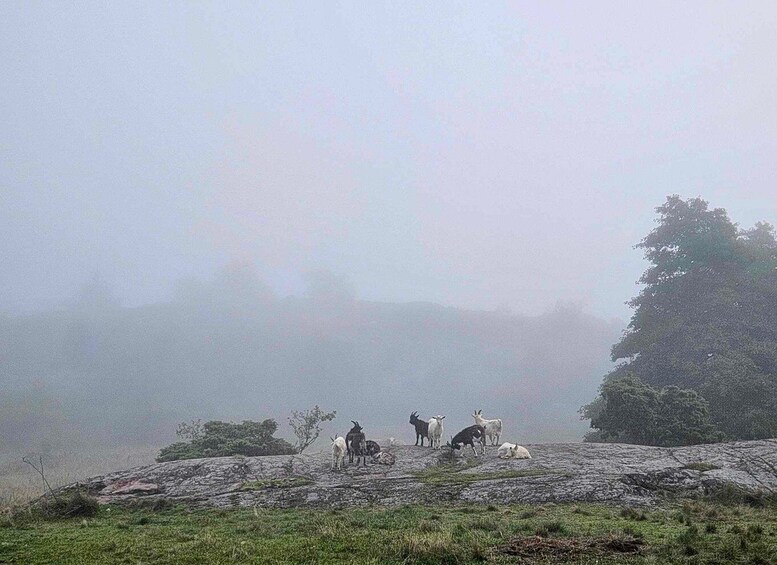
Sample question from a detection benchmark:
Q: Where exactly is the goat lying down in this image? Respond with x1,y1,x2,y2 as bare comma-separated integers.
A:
365,440,381,457
497,442,531,460
373,451,396,465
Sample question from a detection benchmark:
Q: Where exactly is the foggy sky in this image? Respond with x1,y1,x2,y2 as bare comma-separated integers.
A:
2,2,776,318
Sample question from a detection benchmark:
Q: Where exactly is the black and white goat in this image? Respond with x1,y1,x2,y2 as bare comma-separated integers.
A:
365,440,381,457
447,425,486,456
409,411,430,446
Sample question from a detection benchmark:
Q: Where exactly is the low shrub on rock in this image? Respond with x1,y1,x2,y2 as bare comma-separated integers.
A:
157,419,295,462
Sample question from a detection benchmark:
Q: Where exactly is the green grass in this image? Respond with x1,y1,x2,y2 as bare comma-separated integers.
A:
3,500,777,563
240,477,313,491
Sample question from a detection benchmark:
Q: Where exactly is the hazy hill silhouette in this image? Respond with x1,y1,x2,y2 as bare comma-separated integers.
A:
1,270,622,453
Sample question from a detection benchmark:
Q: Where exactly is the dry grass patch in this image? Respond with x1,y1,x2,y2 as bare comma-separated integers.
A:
500,533,644,560
394,530,488,563
0,446,158,508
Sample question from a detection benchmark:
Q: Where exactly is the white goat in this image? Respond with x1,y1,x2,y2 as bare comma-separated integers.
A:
497,442,531,459
331,436,347,470
427,415,446,449
472,409,502,446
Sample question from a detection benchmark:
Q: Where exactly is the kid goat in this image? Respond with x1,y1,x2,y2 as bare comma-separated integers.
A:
331,436,347,470
472,409,502,446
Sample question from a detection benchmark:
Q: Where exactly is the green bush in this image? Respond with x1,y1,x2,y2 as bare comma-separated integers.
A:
157,419,295,462
585,375,724,446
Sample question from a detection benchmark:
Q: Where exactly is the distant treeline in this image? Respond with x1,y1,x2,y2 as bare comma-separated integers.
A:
0,269,620,454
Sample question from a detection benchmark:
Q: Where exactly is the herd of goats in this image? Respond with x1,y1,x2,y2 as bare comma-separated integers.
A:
329,410,531,470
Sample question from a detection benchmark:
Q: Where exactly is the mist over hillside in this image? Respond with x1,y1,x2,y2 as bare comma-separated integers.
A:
1,267,621,454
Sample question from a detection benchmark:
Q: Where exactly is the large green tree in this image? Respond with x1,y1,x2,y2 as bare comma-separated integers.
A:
584,195,777,442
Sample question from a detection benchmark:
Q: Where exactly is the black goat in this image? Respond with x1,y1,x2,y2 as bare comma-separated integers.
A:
349,432,368,467
365,440,381,457
345,421,364,463
447,425,486,457
409,411,429,446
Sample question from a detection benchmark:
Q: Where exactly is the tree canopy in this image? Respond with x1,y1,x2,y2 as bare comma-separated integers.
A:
584,195,777,443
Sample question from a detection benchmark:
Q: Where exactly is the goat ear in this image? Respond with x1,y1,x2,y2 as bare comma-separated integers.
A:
440,415,445,419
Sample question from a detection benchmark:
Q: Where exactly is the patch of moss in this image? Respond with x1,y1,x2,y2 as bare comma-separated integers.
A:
412,464,553,485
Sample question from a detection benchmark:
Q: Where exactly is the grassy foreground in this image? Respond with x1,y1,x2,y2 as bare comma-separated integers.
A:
3,500,777,564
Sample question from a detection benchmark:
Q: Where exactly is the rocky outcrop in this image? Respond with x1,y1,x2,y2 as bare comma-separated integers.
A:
59,440,777,509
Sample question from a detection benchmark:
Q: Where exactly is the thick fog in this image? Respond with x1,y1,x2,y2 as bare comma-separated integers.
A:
1,3,776,451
